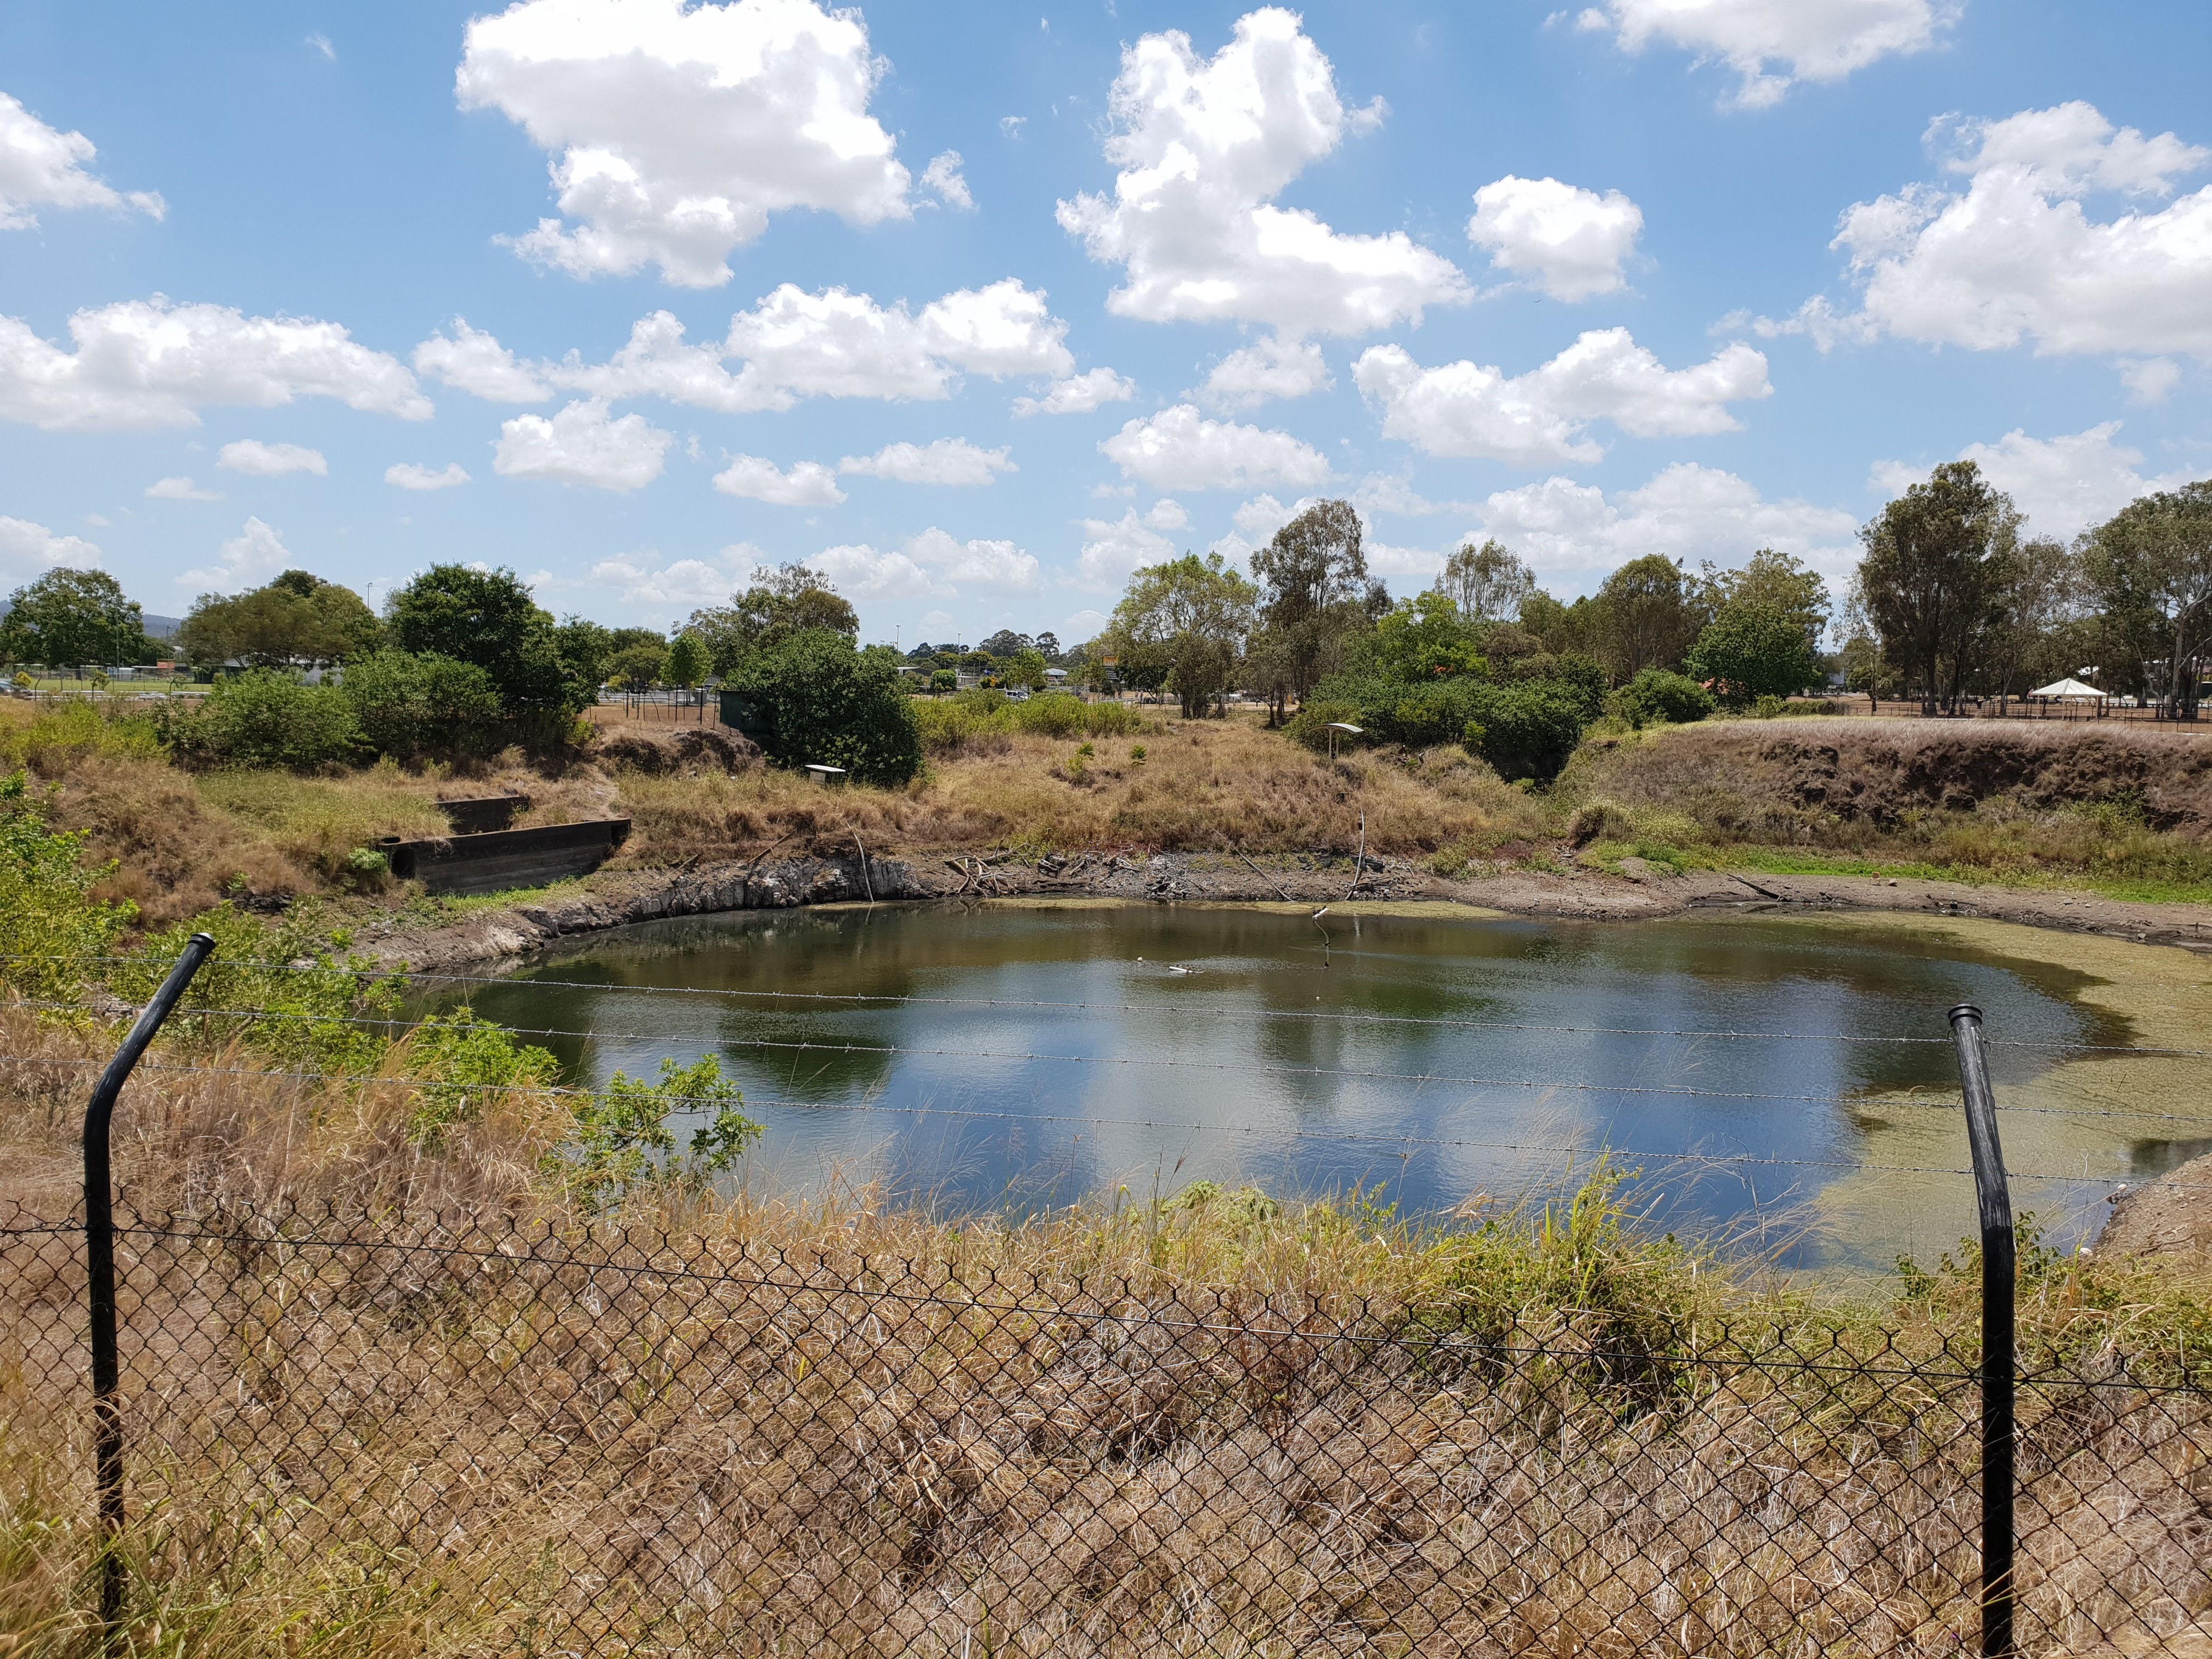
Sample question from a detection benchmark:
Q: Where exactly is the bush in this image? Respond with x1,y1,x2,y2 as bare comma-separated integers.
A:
914,690,1143,757
0,770,137,1002
166,670,362,770
1462,681,1590,782
728,631,923,786
1607,668,1716,728
337,651,504,761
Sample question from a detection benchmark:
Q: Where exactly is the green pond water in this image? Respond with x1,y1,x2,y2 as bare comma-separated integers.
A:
449,901,2212,1275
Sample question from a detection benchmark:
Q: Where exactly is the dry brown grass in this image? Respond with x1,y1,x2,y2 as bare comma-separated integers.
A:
1556,718,2212,897
3,1003,2208,1657
611,714,1549,869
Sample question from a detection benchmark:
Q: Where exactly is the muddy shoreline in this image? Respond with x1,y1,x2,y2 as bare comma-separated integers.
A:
358,847,2212,972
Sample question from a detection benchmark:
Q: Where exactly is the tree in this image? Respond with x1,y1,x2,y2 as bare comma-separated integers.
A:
177,571,380,669
977,629,1033,659
386,563,593,723
1249,498,1383,709
1005,647,1049,690
662,633,708,690
1837,633,1898,710
1435,538,1533,624
0,568,145,675
1517,589,1593,658
1685,604,1822,706
1855,460,2021,712
1108,552,1257,718
1369,592,1485,681
2080,481,2212,716
687,563,857,675
726,630,922,785
1588,556,1697,682
1034,630,1062,661
609,644,665,693
1698,549,1829,647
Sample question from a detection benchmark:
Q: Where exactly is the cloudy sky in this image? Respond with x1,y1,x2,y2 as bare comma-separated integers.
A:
3,1,2208,646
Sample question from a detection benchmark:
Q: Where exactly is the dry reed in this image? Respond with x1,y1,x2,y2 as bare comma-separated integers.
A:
3,1006,2207,1657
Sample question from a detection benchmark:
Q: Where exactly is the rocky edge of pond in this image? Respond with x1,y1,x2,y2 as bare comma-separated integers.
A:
359,845,2212,972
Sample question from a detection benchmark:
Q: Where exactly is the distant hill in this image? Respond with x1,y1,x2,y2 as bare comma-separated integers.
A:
0,600,181,640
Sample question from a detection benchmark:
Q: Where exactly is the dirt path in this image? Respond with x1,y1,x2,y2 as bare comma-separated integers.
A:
356,846,2212,971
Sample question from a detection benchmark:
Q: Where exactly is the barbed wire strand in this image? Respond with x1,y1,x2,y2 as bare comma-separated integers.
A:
5,1005,2209,1122
5,953,2193,1056
8,1049,2204,1190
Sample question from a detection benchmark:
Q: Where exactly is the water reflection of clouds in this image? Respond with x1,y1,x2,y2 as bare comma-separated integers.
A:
458,906,2130,1271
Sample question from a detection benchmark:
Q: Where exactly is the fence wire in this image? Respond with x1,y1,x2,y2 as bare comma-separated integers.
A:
4,1201,2208,1657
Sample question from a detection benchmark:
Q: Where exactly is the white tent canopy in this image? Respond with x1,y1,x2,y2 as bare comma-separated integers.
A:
2027,677,2106,699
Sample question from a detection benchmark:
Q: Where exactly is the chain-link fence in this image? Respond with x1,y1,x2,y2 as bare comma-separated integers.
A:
4,1195,2208,1657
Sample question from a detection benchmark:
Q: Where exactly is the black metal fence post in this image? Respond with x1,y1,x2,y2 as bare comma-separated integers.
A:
1948,1002,2016,1659
83,932,217,1634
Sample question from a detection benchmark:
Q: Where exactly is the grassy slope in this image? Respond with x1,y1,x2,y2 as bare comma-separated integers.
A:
20,695,2212,929
1555,715,2212,905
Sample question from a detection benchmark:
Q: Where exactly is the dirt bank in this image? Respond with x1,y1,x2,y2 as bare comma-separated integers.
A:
1568,716,2212,837
2100,1153,2212,1261
360,843,2212,971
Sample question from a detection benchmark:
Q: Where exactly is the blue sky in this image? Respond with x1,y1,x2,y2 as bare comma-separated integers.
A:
2,1,2208,647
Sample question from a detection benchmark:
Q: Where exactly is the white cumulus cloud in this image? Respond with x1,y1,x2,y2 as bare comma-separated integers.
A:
0,91,163,229
146,476,221,501
1769,102,2212,362
0,298,430,431
218,439,326,476
386,462,472,491
1057,8,1468,337
921,150,973,210
710,453,844,505
1468,175,1643,301
0,515,100,572
591,551,745,606
1012,366,1137,416
1871,422,2197,539
906,527,1039,591
493,399,672,490
839,438,1014,486
1076,500,1189,590
419,281,1073,414
1195,334,1332,408
1101,404,1332,492
1353,330,1771,467
812,543,945,600
456,0,911,287
1580,0,1960,109
413,319,552,401
179,516,294,593
1475,462,1859,584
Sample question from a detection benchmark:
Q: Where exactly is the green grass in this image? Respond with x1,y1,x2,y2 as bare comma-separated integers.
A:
1717,845,2212,906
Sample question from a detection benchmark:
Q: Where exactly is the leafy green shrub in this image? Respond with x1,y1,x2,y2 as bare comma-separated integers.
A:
0,771,137,1003
1607,668,1716,728
1462,681,1590,782
337,650,504,761
164,670,362,770
559,1054,761,1209
1283,697,1365,752
0,698,163,777
728,630,923,786
915,689,1143,756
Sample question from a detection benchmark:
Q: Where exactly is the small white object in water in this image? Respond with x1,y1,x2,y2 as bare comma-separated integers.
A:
1169,964,1192,974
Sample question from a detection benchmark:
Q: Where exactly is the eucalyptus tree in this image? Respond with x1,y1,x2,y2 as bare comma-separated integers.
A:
1109,552,1258,718
2081,481,2212,715
1854,461,2021,712
1249,499,1383,706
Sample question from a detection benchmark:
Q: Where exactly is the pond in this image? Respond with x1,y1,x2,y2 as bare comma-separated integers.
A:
447,900,2212,1276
